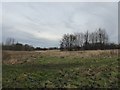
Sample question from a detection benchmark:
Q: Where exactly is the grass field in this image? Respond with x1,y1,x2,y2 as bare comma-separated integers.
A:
2,50,119,88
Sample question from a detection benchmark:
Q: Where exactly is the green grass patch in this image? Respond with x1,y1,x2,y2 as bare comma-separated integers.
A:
2,56,119,88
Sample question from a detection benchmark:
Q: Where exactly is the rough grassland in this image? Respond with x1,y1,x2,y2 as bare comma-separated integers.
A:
2,50,119,88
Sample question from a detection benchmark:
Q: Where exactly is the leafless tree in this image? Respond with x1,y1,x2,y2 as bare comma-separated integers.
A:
74,32,84,47
97,28,108,44
84,30,89,45
5,38,15,45
89,32,96,44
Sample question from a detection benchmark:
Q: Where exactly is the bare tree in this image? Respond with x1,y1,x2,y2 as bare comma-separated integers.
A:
74,32,84,47
97,28,108,44
89,32,96,44
101,29,109,44
84,30,89,45
5,38,15,45
60,34,70,50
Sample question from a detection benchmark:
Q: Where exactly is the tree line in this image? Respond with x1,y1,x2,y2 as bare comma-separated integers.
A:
60,28,119,51
2,28,119,51
2,38,34,51
2,38,59,51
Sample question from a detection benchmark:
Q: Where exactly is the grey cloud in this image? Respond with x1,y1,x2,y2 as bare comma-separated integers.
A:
2,2,118,47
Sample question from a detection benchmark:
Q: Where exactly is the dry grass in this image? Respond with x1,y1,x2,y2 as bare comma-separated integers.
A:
2,49,118,65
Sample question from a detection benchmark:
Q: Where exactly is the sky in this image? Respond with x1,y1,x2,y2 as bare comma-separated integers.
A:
2,2,118,47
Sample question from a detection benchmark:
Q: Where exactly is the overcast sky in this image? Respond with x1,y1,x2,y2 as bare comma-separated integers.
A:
2,2,118,47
